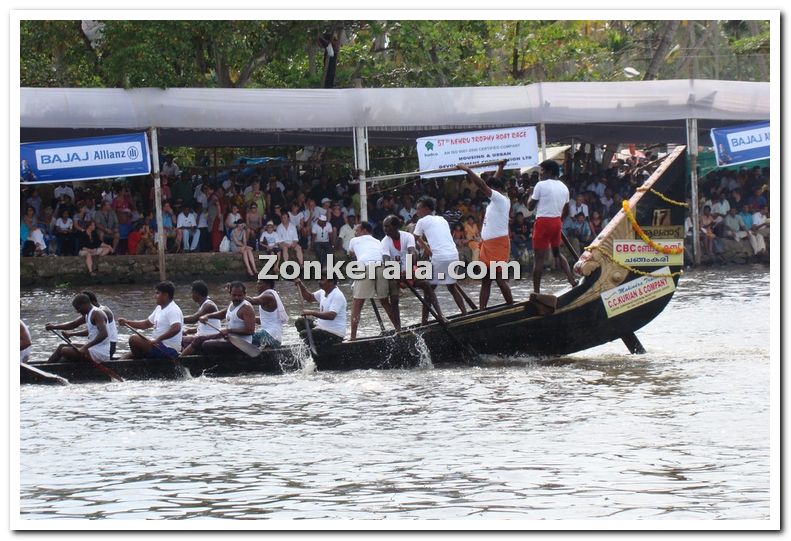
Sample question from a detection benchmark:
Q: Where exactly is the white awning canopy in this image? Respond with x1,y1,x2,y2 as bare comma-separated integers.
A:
20,79,769,146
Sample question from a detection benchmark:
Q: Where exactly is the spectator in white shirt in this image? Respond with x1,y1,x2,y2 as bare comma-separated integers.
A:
338,214,357,252
276,213,303,265
177,206,200,252
568,194,589,218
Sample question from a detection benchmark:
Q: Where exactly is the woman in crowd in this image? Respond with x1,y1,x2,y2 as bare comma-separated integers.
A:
245,202,263,249
77,221,112,276
208,186,224,252
588,211,606,239
225,204,242,237
54,208,77,256
699,205,717,256
452,222,472,264
230,219,257,277
463,215,481,262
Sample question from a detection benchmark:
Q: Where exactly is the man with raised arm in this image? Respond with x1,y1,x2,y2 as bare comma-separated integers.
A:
457,161,514,310
528,160,578,294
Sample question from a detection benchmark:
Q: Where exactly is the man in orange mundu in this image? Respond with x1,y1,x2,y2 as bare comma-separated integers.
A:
457,161,514,310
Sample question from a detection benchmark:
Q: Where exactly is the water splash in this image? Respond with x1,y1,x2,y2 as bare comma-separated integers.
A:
286,342,316,374
410,330,433,369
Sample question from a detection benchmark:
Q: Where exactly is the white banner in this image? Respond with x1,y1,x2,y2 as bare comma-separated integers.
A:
416,126,539,179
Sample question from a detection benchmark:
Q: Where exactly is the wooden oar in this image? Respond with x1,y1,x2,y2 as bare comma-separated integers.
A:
295,283,318,357
370,299,386,334
406,283,479,363
50,329,124,383
202,321,261,358
20,362,69,385
560,231,646,354
458,287,478,311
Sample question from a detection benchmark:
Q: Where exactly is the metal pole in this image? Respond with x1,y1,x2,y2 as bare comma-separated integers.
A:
353,79,369,223
539,123,547,161
355,126,369,223
149,127,166,280
686,118,700,265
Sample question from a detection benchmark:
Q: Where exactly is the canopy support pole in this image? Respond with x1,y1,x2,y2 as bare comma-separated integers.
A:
149,127,166,280
539,123,547,162
686,119,700,265
354,126,369,222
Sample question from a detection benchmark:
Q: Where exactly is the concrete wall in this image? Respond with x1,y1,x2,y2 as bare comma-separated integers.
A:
20,240,768,288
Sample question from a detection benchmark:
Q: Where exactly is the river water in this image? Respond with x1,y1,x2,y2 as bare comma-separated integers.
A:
18,266,773,522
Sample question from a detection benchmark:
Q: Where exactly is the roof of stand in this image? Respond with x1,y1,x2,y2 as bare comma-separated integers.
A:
21,79,769,146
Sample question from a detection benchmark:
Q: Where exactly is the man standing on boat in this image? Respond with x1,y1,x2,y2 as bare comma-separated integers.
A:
182,281,256,357
294,274,347,349
413,196,468,320
528,160,578,294
381,214,443,327
456,161,514,310
247,278,289,349
348,222,398,340
45,294,110,365
118,281,184,360
181,280,222,350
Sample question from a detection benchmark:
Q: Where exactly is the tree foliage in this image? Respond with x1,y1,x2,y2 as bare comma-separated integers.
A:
21,19,770,89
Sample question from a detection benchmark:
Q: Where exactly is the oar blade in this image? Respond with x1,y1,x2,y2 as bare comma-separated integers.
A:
20,363,69,385
227,335,261,358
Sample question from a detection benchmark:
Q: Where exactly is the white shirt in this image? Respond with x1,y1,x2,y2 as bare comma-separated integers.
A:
147,301,183,351
196,299,222,336
276,222,299,243
312,222,333,243
752,212,768,228
531,179,570,218
259,290,288,343
55,217,73,231
349,235,383,265
338,224,356,251
226,300,254,343
225,212,241,229
85,307,111,359
381,231,416,271
399,207,415,223
177,212,197,228
28,229,46,250
568,200,589,218
481,190,511,240
314,287,347,338
260,229,279,246
413,214,457,261
196,211,209,228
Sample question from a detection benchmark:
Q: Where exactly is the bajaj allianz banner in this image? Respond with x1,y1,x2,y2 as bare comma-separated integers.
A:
21,132,151,184
710,121,769,168
416,126,539,179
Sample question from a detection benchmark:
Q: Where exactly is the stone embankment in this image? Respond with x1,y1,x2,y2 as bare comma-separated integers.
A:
20,240,768,288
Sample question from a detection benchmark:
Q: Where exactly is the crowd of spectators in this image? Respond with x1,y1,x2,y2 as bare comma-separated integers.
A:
20,148,771,276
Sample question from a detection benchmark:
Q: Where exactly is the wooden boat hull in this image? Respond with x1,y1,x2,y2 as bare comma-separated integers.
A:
22,147,687,384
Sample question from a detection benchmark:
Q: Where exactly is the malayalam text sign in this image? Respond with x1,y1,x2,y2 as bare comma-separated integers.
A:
416,126,538,178
710,122,770,168
21,132,151,184
601,267,676,319
613,240,684,266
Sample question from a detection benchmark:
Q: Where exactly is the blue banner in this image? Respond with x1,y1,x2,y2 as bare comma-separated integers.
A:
21,132,151,184
710,122,770,168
